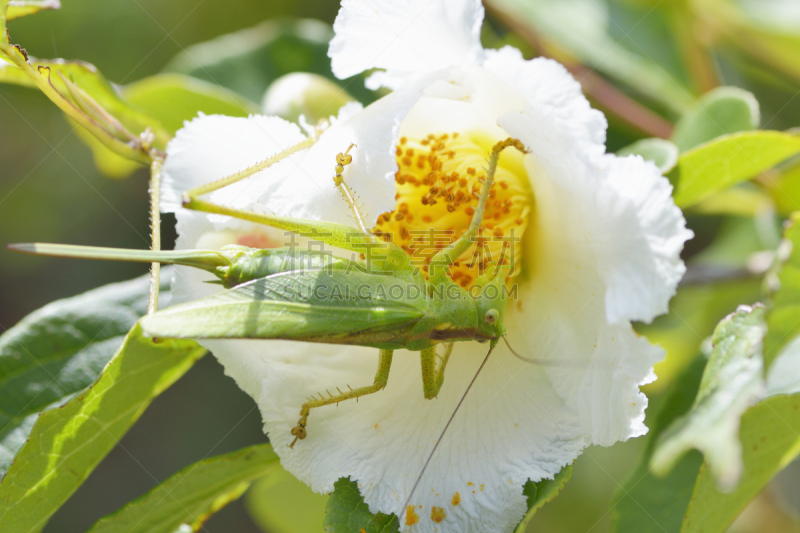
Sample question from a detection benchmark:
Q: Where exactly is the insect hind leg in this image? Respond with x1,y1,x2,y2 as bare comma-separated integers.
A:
290,349,394,447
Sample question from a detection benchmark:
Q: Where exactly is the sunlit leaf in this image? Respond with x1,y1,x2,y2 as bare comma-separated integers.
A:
688,186,773,217
766,335,800,398
0,0,9,40
0,325,205,532
87,444,279,533
766,160,800,216
670,131,800,208
246,461,329,533
6,0,59,21
513,465,572,533
123,73,257,133
650,305,766,490
672,87,760,152
0,272,166,478
638,277,763,394
77,73,259,178
323,478,398,533
617,138,679,173
682,394,800,533
0,56,168,165
611,356,707,533
764,213,800,369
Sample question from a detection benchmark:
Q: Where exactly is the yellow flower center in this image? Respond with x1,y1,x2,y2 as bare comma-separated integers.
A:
374,131,533,288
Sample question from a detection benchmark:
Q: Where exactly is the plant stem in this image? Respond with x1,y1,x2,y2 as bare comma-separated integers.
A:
148,156,163,315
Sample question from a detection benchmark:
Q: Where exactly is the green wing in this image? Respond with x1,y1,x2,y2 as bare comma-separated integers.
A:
140,270,426,348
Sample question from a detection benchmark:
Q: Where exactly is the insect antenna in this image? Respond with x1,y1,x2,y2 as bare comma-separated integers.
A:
399,343,496,526
503,336,583,367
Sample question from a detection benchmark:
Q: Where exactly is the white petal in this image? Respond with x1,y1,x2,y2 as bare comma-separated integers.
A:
329,0,484,89
161,114,306,213
595,154,693,324
197,299,660,533
482,47,607,156
496,104,691,325
256,73,473,226
253,340,581,533
162,74,472,230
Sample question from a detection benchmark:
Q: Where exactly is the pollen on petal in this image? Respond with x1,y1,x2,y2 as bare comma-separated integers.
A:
430,506,446,523
451,492,461,506
406,505,420,525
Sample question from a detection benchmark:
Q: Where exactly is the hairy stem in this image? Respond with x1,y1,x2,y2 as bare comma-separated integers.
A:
148,157,163,315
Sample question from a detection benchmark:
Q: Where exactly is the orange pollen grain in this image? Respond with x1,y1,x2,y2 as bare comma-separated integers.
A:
431,506,446,523
452,493,461,506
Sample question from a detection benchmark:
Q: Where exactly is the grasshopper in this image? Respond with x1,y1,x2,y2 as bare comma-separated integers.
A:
11,137,529,449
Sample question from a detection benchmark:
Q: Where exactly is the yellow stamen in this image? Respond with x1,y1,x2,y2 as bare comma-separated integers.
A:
374,132,533,287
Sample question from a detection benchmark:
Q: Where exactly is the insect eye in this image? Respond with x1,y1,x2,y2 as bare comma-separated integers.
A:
484,309,499,325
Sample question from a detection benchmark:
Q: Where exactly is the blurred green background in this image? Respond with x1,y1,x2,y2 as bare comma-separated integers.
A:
2,0,800,531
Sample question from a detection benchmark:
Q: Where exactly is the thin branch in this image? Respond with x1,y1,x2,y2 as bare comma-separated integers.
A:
485,3,675,139
679,253,772,287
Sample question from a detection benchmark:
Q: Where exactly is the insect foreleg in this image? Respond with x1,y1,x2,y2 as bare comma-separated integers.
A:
420,344,453,400
427,138,528,280
290,348,394,448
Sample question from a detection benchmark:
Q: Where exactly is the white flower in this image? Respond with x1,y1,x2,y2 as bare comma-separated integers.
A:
160,0,692,531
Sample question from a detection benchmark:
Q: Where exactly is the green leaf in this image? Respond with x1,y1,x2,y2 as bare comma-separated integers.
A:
513,465,572,533
487,0,694,115
246,461,329,533
682,394,800,533
0,324,205,532
87,444,279,533
1,0,10,44
122,73,258,134
6,0,59,21
0,56,169,166
0,272,166,478
764,213,800,369
611,356,707,533
650,306,766,491
75,73,259,178
323,478,398,533
670,131,800,208
766,159,800,215
672,87,760,152
617,138,679,173
688,186,773,217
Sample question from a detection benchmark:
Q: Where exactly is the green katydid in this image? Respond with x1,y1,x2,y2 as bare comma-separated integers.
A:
9,137,532,449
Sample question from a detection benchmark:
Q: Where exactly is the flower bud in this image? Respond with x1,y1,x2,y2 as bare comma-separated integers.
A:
262,72,354,123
